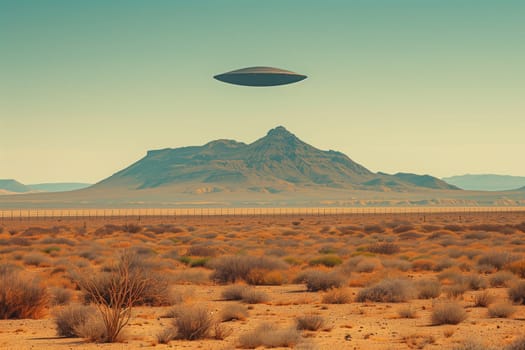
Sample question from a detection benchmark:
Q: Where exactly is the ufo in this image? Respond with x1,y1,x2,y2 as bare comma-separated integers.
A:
214,66,307,87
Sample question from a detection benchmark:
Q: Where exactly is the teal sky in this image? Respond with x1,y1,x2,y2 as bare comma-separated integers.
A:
1,0,524,183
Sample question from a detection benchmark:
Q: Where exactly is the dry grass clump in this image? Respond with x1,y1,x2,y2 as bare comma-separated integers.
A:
508,280,525,304
452,340,494,350
209,255,286,284
415,278,441,299
295,270,345,292
487,302,516,318
54,304,96,337
356,278,415,302
220,304,249,322
463,274,488,291
245,268,285,285
0,264,48,319
397,305,417,318
73,314,108,342
477,251,516,271
473,291,494,307
431,301,467,325
238,322,301,348
240,288,269,304
506,260,525,278
445,283,469,299
23,252,50,266
322,288,352,304
402,333,435,348
49,287,73,306
296,314,325,331
222,284,249,300
169,304,215,340
156,328,177,344
309,255,343,267
489,271,516,287
367,242,400,255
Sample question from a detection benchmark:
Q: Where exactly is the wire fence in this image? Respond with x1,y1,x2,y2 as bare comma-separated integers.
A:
1,206,524,222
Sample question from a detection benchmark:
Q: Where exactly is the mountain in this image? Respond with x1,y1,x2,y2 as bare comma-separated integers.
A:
442,174,525,191
0,179,32,193
93,126,454,193
28,183,92,192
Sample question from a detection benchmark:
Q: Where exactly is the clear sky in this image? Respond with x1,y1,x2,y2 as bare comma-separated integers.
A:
1,0,524,184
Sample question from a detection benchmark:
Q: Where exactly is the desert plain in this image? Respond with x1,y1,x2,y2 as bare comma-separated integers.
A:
1,210,525,350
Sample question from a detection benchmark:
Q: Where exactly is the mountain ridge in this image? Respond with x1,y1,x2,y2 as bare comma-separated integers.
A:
93,126,457,193
443,174,525,191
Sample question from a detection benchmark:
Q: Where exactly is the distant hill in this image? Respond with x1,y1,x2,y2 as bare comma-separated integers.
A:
28,183,92,192
0,179,32,193
442,174,525,191
93,126,456,193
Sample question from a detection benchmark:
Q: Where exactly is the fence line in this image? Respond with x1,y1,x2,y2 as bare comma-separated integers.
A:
0,206,524,222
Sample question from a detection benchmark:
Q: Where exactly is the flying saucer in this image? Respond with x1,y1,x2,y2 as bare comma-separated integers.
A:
214,66,307,87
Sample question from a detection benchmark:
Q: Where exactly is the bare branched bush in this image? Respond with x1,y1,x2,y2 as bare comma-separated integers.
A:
73,250,151,342
0,264,48,319
296,314,325,331
54,304,96,337
431,301,467,325
238,323,301,348
356,278,415,302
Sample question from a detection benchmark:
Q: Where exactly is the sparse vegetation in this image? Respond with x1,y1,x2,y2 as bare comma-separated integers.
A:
296,314,325,331
322,288,352,304
238,323,301,348
295,270,345,292
356,278,415,302
431,302,467,325
169,304,215,340
488,302,515,318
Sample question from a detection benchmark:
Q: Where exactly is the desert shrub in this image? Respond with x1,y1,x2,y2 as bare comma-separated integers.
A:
398,305,417,318
488,302,516,318
295,270,345,292
50,287,73,306
411,259,436,271
367,242,400,255
156,328,177,344
122,223,142,233
453,340,494,350
354,258,381,273
186,245,217,257
220,304,248,322
322,288,352,304
473,291,494,307
416,279,441,299
434,258,454,272
508,281,525,304
240,288,269,304
464,231,491,240
363,224,385,234
506,260,525,278
54,304,96,337
445,283,468,299
444,224,465,232
73,313,108,342
73,250,153,342
209,255,286,284
489,271,516,287
431,302,467,325
238,323,301,348
222,284,249,300
23,252,50,266
309,255,342,267
506,336,525,350
170,304,215,340
463,274,488,290
398,231,423,240
356,278,415,302
477,252,516,271
0,265,48,319
245,268,285,285
296,314,324,331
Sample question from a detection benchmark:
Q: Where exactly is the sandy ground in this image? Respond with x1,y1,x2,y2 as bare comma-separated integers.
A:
1,212,525,349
